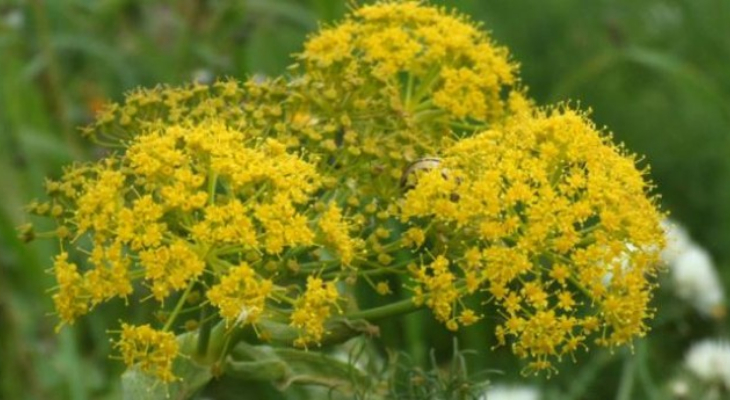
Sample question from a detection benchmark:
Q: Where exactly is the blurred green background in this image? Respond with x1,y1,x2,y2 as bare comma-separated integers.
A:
1,0,729,399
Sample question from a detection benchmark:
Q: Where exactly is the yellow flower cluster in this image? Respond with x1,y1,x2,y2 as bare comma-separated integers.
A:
116,324,180,382
41,120,326,325
290,277,341,347
295,0,531,212
317,204,363,266
401,108,664,372
26,0,665,381
302,1,519,121
411,256,477,331
207,263,273,326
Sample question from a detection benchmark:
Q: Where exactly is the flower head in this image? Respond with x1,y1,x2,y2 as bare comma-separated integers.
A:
43,119,323,324
115,324,180,382
685,339,730,389
294,0,530,210
25,1,669,382
207,263,273,326
670,244,726,318
301,1,520,121
291,276,341,347
401,107,665,371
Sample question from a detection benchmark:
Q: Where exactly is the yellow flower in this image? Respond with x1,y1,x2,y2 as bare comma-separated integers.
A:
115,324,179,382
317,203,363,266
51,252,88,326
402,227,426,248
35,81,339,344
255,194,315,255
411,255,462,329
401,107,665,370
27,1,667,379
375,281,392,295
207,263,273,327
301,1,521,120
291,277,341,347
139,240,205,301
293,1,530,218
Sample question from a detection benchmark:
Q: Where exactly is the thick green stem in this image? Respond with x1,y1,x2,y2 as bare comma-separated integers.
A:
200,320,231,364
343,297,420,321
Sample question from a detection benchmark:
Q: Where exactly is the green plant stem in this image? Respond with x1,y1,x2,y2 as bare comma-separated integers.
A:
163,282,195,331
207,170,218,204
636,340,660,400
615,353,636,400
344,282,469,321
343,296,420,321
196,306,212,358
201,320,230,364
404,71,415,108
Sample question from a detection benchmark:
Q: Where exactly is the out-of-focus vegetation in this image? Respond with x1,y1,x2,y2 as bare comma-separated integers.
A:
1,1,728,399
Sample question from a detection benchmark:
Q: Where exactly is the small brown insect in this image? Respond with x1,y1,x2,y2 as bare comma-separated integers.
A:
400,157,443,190
400,157,460,201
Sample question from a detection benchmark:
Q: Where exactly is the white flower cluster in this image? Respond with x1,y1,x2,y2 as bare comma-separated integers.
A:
684,339,730,389
482,385,540,400
662,220,726,318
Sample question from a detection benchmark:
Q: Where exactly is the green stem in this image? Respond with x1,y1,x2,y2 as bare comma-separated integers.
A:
414,109,447,124
411,66,441,106
449,120,488,132
196,305,212,358
343,282,469,321
208,170,218,204
636,340,660,400
163,282,195,331
202,321,229,363
343,297,420,321
615,353,636,400
404,71,415,108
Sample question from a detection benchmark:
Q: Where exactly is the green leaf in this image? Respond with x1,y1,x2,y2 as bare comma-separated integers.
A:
121,335,213,400
227,342,372,393
121,361,212,400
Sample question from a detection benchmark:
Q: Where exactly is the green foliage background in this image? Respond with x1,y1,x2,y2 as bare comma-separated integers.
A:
1,0,728,399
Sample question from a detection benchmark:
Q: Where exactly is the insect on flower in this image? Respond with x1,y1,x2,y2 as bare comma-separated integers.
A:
401,157,461,202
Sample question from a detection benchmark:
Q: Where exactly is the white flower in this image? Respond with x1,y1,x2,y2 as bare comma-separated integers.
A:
669,379,689,397
685,339,730,389
661,219,692,265
482,385,540,400
671,244,725,317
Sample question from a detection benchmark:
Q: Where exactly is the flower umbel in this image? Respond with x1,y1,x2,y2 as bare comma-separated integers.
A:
24,1,667,387
290,276,341,347
401,107,665,372
207,263,273,327
116,324,180,383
